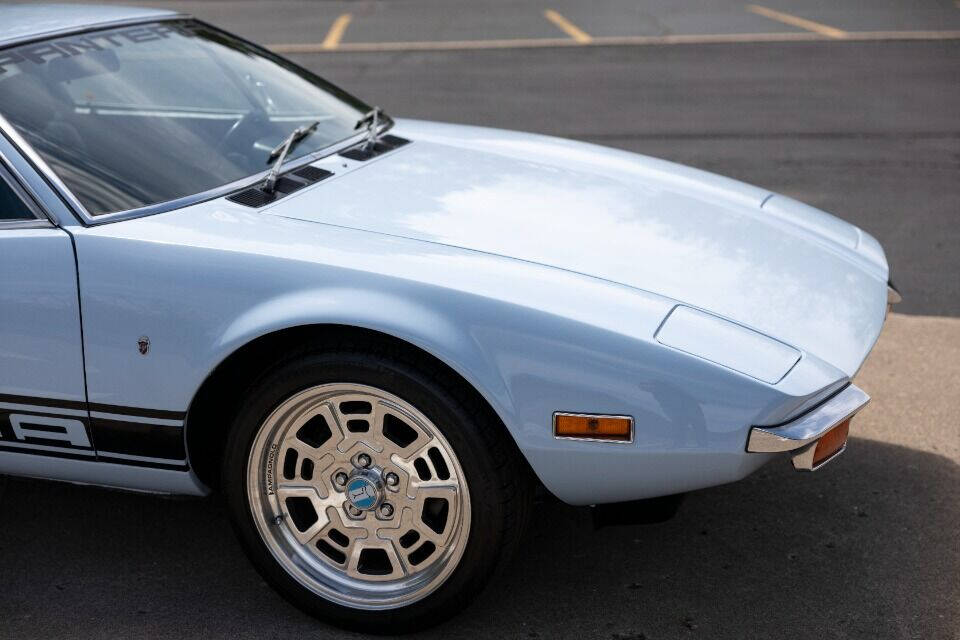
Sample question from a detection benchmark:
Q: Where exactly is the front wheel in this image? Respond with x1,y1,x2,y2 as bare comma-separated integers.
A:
222,348,529,633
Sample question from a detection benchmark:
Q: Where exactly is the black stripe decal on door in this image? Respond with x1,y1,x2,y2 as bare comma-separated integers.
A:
0,407,94,454
1,394,189,471
0,393,88,414
89,417,186,461
87,403,185,421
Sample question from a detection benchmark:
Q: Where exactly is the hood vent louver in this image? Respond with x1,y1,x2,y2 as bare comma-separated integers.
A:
340,135,410,161
272,176,307,195
226,165,334,208
226,187,278,208
293,165,334,183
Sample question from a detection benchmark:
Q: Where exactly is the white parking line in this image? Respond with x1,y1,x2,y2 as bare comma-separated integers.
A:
270,29,960,54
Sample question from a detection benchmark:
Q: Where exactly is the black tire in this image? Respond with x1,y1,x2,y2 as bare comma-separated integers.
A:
222,344,532,633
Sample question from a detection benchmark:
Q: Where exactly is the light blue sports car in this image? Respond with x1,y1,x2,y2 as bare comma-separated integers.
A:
0,4,898,632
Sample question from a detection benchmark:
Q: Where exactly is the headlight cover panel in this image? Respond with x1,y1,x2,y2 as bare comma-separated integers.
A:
655,305,801,384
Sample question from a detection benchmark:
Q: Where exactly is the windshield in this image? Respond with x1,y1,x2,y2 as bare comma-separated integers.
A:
0,20,369,216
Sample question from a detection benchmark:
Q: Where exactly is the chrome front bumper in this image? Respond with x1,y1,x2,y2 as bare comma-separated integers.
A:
746,384,870,471
888,279,902,305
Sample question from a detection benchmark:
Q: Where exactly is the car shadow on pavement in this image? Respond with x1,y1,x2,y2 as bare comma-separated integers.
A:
0,437,956,640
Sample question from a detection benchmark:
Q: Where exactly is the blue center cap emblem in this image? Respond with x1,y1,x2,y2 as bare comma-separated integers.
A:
346,476,380,510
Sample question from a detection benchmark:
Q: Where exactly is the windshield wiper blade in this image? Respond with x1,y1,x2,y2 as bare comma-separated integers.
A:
354,107,393,150
263,120,321,193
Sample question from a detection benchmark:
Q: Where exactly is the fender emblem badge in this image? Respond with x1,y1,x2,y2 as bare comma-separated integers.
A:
137,336,150,355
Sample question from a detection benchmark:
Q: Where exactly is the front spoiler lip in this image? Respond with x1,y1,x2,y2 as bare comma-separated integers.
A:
746,384,870,470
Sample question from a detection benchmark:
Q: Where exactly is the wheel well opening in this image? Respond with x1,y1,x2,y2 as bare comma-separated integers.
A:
185,324,529,490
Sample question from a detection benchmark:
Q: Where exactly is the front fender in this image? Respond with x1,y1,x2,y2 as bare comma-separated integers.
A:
74,205,848,503
216,285,516,429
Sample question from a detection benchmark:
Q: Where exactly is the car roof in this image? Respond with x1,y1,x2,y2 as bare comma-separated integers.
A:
0,4,184,48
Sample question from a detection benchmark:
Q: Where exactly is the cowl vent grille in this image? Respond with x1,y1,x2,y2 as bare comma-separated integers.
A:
227,188,277,208
226,165,334,208
294,165,334,183
340,135,410,161
273,176,307,195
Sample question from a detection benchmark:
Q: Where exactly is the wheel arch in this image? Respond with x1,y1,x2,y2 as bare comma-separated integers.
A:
184,323,530,490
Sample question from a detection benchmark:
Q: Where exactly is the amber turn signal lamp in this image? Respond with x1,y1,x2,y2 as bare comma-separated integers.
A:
554,413,633,442
813,418,850,466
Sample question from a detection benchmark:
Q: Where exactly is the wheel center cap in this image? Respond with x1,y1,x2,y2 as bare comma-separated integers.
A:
346,473,382,511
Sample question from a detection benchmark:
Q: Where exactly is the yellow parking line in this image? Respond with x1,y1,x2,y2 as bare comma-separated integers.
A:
269,29,960,54
747,4,847,38
321,13,353,50
543,9,592,43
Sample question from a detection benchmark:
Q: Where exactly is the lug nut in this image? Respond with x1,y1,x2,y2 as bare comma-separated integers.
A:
356,453,372,468
334,472,348,487
379,503,394,518
346,504,363,517
385,472,399,487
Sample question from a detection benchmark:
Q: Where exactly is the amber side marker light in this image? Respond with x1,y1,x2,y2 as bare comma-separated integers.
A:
813,418,851,467
554,413,633,442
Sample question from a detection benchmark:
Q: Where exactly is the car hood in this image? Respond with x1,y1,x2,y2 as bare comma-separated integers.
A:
260,119,888,377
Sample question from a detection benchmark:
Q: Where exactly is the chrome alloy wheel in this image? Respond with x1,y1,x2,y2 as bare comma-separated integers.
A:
247,383,471,610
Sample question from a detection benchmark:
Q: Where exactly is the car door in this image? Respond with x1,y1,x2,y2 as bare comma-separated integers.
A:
0,161,93,467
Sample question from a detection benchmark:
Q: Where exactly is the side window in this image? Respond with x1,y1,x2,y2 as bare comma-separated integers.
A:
0,172,36,220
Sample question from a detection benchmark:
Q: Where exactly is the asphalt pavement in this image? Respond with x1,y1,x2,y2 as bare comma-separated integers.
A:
1,2,958,639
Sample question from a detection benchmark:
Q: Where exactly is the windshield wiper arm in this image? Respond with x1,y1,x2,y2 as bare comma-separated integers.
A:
263,120,321,193
354,107,393,150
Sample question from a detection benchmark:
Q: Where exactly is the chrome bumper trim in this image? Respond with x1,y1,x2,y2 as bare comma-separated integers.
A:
746,384,870,454
789,441,847,472
888,283,902,305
